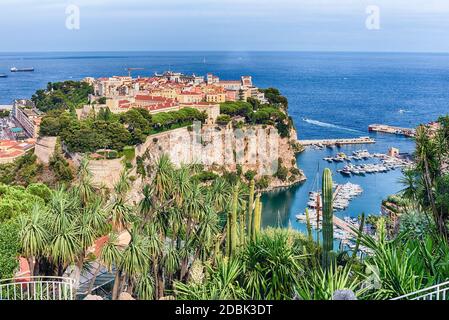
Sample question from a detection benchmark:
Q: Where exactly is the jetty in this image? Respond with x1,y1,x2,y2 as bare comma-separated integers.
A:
298,136,375,147
333,216,357,236
368,124,416,138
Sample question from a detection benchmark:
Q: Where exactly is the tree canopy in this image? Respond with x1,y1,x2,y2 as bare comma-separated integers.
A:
32,81,93,112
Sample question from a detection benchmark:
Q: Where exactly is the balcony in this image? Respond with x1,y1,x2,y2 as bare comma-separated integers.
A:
391,280,449,300
0,276,76,300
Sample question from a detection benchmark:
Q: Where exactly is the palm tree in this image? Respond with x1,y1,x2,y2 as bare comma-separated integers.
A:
399,169,420,203
152,154,174,202
415,125,448,238
76,157,96,208
112,227,151,300
18,203,49,277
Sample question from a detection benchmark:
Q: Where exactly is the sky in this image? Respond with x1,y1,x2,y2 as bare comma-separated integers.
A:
1,0,449,52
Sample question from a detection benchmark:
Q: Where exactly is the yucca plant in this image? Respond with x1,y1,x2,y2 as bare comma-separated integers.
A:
242,228,303,300
296,263,364,300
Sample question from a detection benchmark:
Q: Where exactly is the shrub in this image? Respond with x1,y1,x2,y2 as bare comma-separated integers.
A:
122,146,135,161
256,176,271,190
194,171,219,182
244,170,257,181
0,221,20,279
290,168,301,176
26,183,52,202
275,165,289,182
216,115,232,125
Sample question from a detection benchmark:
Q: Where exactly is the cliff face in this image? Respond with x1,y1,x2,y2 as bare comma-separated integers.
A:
136,123,303,181
58,123,305,199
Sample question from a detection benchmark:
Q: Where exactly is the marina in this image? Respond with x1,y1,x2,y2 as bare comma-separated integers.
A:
335,150,413,177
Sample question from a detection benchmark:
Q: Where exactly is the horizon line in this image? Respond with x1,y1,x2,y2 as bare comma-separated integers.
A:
1,49,449,55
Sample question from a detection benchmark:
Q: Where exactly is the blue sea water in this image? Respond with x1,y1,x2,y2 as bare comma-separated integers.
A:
1,51,448,232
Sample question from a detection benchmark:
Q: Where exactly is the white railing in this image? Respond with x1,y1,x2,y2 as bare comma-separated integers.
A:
391,280,449,300
0,276,76,300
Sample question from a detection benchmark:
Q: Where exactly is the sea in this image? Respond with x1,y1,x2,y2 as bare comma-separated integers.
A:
1,51,449,234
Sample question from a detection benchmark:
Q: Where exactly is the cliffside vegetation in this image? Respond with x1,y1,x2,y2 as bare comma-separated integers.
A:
39,107,207,153
220,88,294,138
31,81,93,112
0,152,43,186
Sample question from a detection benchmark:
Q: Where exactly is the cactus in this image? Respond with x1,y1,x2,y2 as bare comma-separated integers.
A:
239,201,246,247
252,194,262,242
247,179,255,240
351,213,366,263
316,194,321,246
305,208,313,243
228,185,239,257
321,168,334,269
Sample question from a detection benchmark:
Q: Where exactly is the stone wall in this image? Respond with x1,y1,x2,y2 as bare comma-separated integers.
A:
87,157,125,189
34,136,57,164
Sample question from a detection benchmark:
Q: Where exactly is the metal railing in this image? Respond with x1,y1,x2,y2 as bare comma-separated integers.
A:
0,276,76,300
391,280,449,300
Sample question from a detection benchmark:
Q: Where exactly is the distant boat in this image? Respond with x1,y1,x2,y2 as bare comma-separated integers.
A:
0,74,7,78
10,67,34,72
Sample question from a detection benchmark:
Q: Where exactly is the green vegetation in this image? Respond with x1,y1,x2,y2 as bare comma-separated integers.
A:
39,107,206,153
0,152,43,186
32,81,93,112
259,88,289,109
216,115,231,125
274,159,289,181
220,93,293,138
0,184,48,223
49,140,74,183
193,171,219,182
0,110,10,118
321,168,334,270
255,176,271,190
0,221,20,279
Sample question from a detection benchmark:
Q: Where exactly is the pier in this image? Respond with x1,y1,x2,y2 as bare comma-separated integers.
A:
368,124,416,138
333,216,357,236
297,136,375,147
332,185,358,236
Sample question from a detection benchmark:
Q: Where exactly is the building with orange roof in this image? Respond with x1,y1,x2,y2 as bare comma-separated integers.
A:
0,139,35,164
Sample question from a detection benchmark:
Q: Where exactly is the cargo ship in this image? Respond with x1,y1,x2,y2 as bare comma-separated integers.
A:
10,67,34,72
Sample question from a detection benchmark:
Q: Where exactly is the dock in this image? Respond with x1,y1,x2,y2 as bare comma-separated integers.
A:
333,216,357,236
332,185,358,236
298,136,375,147
368,124,416,138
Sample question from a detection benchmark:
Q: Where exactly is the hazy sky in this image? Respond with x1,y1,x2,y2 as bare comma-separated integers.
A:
1,0,449,52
